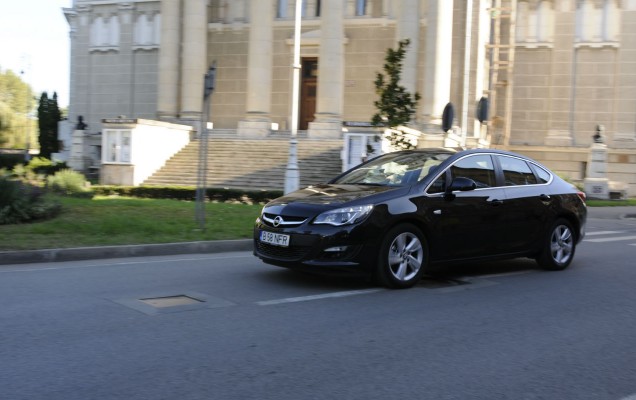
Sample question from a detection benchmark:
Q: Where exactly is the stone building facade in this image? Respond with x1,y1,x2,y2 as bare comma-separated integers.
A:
62,0,636,194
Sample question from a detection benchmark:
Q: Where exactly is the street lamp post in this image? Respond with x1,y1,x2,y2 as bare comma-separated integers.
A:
284,0,303,194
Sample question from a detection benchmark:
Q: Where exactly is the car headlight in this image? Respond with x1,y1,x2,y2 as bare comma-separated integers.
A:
313,205,374,226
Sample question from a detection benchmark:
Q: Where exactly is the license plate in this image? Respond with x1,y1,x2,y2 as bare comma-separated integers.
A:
259,230,290,247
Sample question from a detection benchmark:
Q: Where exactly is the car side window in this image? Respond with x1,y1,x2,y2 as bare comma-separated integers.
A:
498,155,538,186
449,155,496,188
533,165,552,184
428,171,446,194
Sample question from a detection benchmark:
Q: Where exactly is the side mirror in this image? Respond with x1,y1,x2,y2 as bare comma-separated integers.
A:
444,177,477,200
449,177,477,192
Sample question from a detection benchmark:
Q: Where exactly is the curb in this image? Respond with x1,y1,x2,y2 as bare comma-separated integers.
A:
0,239,253,266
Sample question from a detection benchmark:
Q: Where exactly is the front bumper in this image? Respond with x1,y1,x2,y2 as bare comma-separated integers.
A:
252,221,380,274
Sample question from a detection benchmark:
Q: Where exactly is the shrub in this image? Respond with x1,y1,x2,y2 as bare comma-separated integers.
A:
26,157,69,176
47,169,94,198
0,176,61,225
0,153,24,170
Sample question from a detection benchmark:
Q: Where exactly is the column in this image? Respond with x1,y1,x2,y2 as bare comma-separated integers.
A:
396,0,420,95
309,0,344,138
180,0,208,122
421,0,454,125
238,0,274,137
157,0,180,120
118,3,134,117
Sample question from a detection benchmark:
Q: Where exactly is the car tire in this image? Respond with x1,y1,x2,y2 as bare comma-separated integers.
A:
376,223,428,289
537,218,576,271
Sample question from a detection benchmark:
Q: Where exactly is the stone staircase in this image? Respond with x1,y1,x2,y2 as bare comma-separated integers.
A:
142,134,344,190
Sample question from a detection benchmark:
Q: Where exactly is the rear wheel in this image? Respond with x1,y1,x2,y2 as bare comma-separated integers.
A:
376,223,428,289
537,218,576,271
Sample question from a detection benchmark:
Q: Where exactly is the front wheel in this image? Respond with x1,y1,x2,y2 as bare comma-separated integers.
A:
376,223,428,289
536,218,576,271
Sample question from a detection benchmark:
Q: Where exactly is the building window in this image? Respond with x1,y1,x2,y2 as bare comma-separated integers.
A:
277,0,288,18
576,0,620,43
516,1,554,45
355,0,367,16
134,13,160,48
104,130,131,163
90,15,120,49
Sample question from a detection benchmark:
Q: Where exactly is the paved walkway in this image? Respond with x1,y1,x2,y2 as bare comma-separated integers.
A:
0,207,634,266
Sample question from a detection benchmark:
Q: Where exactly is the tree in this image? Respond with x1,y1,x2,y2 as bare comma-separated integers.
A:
37,92,61,159
371,39,421,150
0,68,35,148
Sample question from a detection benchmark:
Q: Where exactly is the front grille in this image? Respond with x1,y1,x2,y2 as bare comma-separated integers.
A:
261,213,308,228
256,241,312,261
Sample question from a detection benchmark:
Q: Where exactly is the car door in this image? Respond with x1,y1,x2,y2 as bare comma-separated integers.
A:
495,154,551,253
421,154,508,262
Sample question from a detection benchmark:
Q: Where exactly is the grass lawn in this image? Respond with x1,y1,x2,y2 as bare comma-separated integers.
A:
1,195,634,252
586,199,636,207
0,196,262,251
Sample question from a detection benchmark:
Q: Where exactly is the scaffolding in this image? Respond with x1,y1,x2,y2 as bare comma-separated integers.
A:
486,0,517,147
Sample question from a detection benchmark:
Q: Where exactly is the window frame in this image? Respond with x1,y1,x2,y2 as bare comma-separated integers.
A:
103,129,132,164
495,154,540,187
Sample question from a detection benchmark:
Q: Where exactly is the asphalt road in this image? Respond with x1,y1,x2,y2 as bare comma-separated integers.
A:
1,214,636,400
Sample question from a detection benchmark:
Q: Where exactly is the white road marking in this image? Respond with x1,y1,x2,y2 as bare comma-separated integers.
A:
585,231,623,236
618,394,636,400
584,235,636,243
256,288,383,306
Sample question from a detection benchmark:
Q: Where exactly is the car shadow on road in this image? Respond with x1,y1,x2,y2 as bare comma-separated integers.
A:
256,257,541,291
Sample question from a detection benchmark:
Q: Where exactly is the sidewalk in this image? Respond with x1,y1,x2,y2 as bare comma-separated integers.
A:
1,207,634,266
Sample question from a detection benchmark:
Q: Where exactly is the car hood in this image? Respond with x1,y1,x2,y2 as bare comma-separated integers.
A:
263,184,408,216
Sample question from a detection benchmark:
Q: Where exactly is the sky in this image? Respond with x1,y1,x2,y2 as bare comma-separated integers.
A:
0,0,71,107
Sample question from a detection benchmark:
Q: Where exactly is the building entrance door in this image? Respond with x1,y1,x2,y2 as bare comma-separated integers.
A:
299,58,318,130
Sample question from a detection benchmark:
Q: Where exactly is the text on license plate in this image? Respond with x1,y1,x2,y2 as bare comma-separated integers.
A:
260,231,290,247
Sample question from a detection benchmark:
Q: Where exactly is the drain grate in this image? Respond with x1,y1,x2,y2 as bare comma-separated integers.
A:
139,295,203,308
112,291,235,315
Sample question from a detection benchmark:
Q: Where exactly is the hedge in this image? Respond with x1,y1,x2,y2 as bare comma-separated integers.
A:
92,185,283,204
0,153,26,170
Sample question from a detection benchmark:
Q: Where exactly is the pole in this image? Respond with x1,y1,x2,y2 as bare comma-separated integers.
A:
460,0,473,148
195,62,217,231
284,0,302,194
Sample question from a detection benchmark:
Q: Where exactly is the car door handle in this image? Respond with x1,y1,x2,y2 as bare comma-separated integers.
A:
490,199,504,206
540,194,551,201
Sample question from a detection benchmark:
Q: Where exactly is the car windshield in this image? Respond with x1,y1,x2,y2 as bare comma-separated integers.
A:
333,151,453,186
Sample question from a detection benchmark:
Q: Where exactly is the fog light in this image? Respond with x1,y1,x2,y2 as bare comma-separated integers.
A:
324,246,349,252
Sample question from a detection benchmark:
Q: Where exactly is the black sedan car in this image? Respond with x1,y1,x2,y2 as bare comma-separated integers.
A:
254,148,587,288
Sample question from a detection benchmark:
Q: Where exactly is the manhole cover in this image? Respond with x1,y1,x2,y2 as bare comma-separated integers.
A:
139,295,203,308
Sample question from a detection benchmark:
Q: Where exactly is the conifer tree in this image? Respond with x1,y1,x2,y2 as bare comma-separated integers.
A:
37,92,61,158
371,39,421,150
